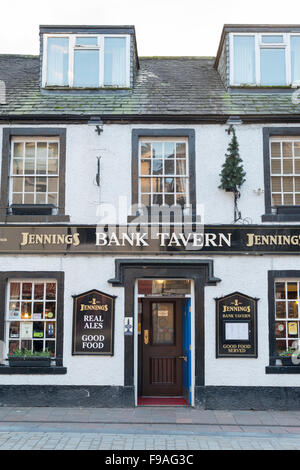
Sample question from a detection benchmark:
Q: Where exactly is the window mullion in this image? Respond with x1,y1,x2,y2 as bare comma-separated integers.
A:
69,35,75,87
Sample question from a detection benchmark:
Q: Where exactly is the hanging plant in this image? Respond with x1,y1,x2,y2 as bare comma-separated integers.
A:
219,127,246,222
219,127,246,193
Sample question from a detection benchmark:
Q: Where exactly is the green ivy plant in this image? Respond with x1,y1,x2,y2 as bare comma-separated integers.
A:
9,348,51,358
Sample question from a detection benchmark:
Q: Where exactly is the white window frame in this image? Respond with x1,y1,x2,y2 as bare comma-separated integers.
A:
229,32,300,86
269,136,300,206
274,278,300,354
9,136,60,207
42,33,131,88
5,279,57,360
138,137,190,207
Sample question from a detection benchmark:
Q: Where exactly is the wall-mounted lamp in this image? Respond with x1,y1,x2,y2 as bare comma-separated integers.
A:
88,116,104,135
225,116,243,135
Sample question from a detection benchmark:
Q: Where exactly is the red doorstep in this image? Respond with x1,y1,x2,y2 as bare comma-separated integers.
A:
138,397,188,406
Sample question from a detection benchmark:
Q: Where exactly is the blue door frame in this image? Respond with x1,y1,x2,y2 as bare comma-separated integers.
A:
182,298,192,404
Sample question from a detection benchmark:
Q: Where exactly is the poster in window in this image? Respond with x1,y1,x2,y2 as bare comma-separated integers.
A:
20,322,33,339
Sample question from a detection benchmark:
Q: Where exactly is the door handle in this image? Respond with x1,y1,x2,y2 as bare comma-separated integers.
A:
144,329,149,345
177,355,187,362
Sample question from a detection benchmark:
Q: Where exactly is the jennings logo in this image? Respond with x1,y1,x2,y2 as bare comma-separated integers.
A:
80,297,109,312
20,232,80,247
223,298,251,313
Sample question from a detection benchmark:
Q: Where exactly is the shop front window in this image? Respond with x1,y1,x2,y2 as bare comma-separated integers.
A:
274,279,300,355
7,280,57,358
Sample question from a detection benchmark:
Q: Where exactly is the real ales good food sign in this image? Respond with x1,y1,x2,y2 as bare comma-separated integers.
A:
72,290,115,355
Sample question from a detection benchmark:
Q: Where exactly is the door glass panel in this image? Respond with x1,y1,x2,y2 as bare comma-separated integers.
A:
152,303,174,345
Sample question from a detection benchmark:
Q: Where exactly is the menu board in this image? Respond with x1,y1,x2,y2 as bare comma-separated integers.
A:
216,292,258,358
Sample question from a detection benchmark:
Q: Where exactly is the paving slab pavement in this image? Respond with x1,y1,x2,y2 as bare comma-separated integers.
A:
0,406,300,449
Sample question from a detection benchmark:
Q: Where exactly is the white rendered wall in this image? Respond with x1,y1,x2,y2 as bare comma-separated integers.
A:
0,254,300,387
2,122,299,225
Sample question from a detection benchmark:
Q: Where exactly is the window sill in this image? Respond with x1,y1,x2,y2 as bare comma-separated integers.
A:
262,213,300,222
0,365,67,375
266,365,300,374
0,214,70,223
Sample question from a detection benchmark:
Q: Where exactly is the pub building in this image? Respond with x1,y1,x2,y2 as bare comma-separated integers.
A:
2,24,300,410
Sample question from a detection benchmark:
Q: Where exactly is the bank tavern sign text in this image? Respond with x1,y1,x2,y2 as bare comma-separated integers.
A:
2,225,300,254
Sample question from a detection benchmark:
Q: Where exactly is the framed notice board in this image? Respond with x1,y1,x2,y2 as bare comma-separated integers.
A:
72,289,115,355
216,292,258,358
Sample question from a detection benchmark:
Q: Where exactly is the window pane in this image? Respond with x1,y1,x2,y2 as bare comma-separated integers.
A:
176,143,186,159
48,193,58,206
12,177,23,192
152,159,163,175
283,159,293,174
140,160,151,175
48,177,58,193
165,178,174,192
37,143,47,174
276,301,286,318
260,48,286,85
176,160,186,175
271,142,281,157
152,178,163,192
76,36,98,46
287,282,298,299
34,284,44,300
291,36,300,83
47,37,69,86
295,142,300,157
164,160,174,175
271,176,281,192
48,143,58,158
164,142,175,159
13,159,23,175
275,282,286,299
141,143,151,158
152,303,174,345
283,142,293,157
10,283,20,300
46,283,56,299
36,177,46,193
233,36,256,84
271,159,281,174
24,194,34,204
74,50,99,87
152,142,163,159
48,159,59,175
104,37,126,86
13,142,24,158
261,35,284,43
141,178,151,192
25,142,35,159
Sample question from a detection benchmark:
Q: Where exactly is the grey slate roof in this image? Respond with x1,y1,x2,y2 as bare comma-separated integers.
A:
0,54,300,117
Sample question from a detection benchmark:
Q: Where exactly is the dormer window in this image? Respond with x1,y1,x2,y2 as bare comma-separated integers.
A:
230,33,300,86
43,34,130,88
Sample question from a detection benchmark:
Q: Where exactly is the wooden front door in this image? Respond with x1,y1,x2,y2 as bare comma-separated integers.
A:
141,299,183,396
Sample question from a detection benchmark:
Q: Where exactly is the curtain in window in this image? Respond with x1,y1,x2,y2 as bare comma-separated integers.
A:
104,38,126,86
47,38,69,86
233,36,255,85
291,36,300,84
